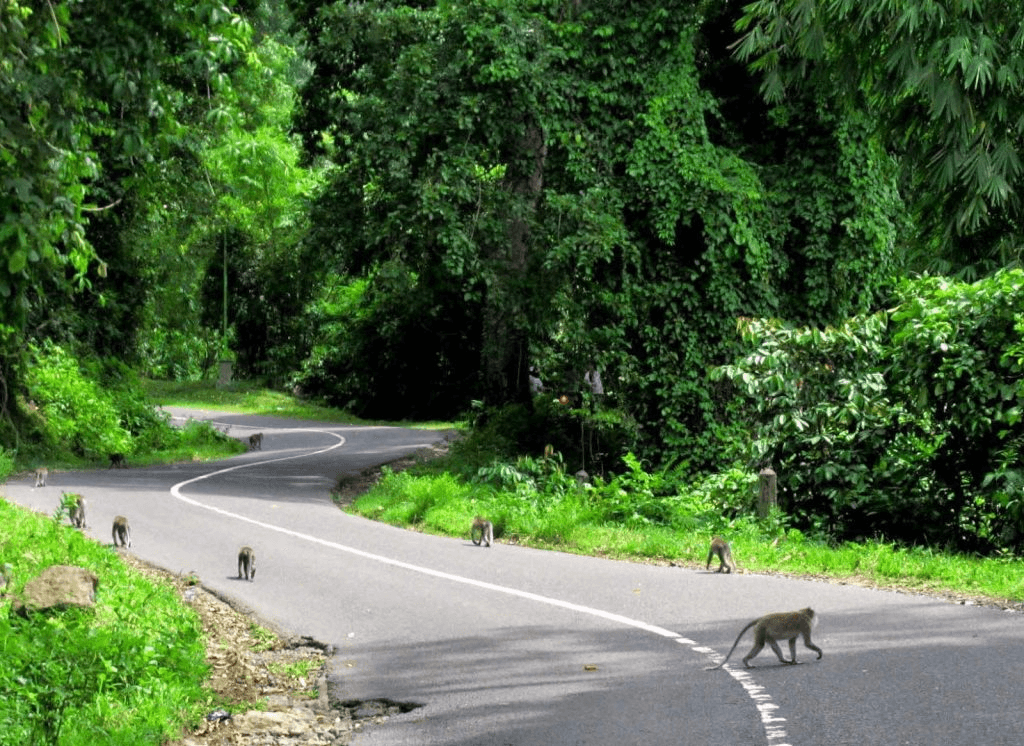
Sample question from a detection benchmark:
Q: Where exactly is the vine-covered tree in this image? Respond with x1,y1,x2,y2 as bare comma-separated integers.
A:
290,0,904,463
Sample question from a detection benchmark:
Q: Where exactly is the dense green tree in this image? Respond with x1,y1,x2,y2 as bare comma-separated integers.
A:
735,0,1024,276
715,270,1024,553
2,0,253,409
290,0,904,464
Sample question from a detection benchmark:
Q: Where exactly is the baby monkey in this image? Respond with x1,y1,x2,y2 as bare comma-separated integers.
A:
238,546,256,581
470,516,494,547
34,467,48,488
112,515,131,548
248,433,263,451
705,536,736,573
708,607,822,669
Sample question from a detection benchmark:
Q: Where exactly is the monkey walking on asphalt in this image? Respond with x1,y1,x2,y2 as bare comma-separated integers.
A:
471,516,494,547
707,608,823,669
238,546,256,581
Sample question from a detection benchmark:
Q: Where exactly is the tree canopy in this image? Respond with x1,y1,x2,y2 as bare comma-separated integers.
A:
735,0,1024,275
288,0,902,462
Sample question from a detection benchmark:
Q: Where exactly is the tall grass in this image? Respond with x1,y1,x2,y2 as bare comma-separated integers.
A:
348,461,1024,605
0,501,211,745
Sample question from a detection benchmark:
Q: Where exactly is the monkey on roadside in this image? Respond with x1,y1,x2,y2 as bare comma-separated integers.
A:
62,492,87,529
707,607,823,670
706,536,736,574
248,433,263,451
112,515,131,548
34,467,48,488
238,546,256,581
470,516,494,547
108,452,127,469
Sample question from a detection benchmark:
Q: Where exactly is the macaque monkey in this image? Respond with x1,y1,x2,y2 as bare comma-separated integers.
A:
706,536,736,573
63,492,87,529
34,467,48,488
248,433,263,451
112,515,131,548
708,607,822,670
238,546,256,581
471,516,494,547
108,452,127,469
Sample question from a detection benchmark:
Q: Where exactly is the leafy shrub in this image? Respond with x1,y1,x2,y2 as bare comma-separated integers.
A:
0,445,14,483
26,342,132,458
714,270,1024,553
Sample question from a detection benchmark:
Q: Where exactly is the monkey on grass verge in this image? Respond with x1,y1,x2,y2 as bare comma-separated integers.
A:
238,546,256,581
34,467,48,488
60,492,87,529
249,433,263,451
112,515,131,548
471,516,494,547
707,607,823,670
108,452,127,469
706,536,736,573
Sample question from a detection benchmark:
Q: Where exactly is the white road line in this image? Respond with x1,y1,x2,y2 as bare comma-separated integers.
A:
170,432,794,745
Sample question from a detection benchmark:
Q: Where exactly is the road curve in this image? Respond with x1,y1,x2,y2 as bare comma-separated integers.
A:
5,411,1024,745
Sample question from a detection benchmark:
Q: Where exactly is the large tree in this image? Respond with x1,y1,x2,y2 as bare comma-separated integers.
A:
290,0,903,463
1,0,254,399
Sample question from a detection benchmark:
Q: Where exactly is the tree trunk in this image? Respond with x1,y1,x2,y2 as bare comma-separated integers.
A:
481,120,547,407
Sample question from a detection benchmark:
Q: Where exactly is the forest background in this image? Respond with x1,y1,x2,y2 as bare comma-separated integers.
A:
4,0,1024,558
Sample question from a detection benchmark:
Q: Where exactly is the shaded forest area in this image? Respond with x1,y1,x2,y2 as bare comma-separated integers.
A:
3,0,1024,552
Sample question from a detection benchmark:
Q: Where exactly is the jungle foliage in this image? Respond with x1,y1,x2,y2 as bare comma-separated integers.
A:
715,270,1024,553
288,0,902,462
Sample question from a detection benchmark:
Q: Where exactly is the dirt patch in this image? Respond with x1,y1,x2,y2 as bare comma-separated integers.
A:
124,555,415,746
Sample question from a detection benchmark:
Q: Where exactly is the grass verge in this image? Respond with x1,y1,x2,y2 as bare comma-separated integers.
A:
0,500,212,745
143,379,454,430
348,466,1024,607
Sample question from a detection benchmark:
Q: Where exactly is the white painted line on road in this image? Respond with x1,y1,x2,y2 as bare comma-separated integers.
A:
171,444,795,746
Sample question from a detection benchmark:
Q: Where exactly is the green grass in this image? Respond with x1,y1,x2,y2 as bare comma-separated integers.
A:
0,500,213,745
348,467,1024,606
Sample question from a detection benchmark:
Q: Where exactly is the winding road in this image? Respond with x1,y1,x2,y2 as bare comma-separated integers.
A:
5,410,1024,745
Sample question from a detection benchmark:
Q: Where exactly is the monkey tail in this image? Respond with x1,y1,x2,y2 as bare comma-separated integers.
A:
706,618,759,671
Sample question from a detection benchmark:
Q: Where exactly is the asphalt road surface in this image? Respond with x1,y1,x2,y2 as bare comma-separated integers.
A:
5,410,1024,745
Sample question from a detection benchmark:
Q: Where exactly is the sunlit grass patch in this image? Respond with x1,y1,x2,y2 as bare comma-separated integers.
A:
0,501,210,744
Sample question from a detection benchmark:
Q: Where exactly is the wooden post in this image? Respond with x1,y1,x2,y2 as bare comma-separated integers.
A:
217,360,233,388
758,467,777,517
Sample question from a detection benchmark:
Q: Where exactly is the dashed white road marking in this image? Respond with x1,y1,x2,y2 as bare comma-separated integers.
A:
170,427,795,745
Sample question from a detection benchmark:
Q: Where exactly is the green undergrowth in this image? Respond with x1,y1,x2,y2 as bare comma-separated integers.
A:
349,466,1024,606
0,500,214,745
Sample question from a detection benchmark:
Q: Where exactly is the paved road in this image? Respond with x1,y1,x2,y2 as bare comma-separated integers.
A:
5,411,1024,745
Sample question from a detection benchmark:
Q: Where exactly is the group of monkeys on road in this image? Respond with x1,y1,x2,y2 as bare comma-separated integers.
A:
42,454,820,671
37,462,258,583
474,522,823,670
